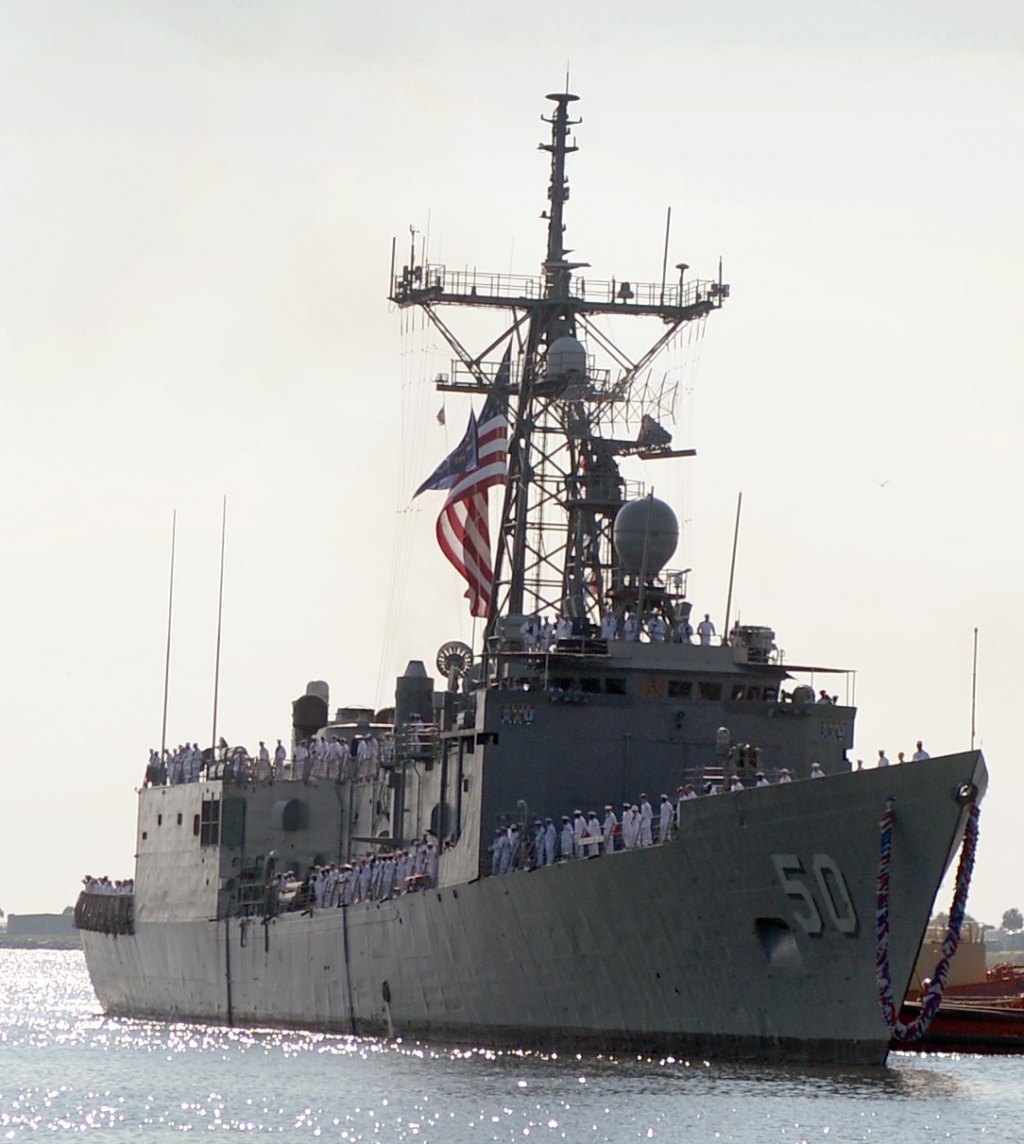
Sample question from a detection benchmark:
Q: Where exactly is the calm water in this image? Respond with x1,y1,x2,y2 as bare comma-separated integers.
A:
1,950,1022,1142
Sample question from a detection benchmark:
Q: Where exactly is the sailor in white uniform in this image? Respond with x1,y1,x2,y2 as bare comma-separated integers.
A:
810,761,826,779
619,802,633,848
658,794,673,842
912,741,930,761
600,612,618,641
294,741,309,780
256,745,272,782
543,818,557,865
310,737,327,779
697,613,716,646
507,825,522,871
877,749,890,768
539,616,555,650
778,767,792,783
585,812,602,857
560,816,574,860
623,614,639,641
496,832,512,874
274,739,287,776
624,804,641,848
602,805,618,853
325,737,343,780
573,810,587,857
532,821,546,867
638,795,653,847
555,615,574,641
729,774,744,792
649,615,668,643
755,771,770,787
520,615,540,650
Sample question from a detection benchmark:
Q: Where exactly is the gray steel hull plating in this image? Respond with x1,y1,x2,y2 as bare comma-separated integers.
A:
82,753,986,1064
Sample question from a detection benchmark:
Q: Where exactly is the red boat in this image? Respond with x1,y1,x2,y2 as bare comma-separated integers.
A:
896,925,1024,1053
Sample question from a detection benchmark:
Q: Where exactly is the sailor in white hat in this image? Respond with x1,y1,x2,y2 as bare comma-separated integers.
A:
638,794,654,847
602,804,618,854
560,816,574,861
658,794,674,842
573,810,587,857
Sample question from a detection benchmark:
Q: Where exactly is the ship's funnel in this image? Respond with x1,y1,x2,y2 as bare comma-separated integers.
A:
613,497,679,577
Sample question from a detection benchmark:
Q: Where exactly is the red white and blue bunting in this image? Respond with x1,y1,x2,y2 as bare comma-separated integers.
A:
876,796,981,1041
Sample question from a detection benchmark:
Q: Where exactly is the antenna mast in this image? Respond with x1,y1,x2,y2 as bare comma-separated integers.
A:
211,496,227,754
390,92,728,656
160,510,176,758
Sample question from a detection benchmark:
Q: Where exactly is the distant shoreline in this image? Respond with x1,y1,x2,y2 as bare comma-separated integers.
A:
0,933,82,951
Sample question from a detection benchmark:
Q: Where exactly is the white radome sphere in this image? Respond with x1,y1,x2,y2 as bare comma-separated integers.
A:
613,497,679,576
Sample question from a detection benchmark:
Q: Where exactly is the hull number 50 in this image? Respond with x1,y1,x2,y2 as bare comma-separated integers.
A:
771,854,858,936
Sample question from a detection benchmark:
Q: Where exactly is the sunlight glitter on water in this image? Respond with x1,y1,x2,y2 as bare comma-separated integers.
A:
1,949,1023,1141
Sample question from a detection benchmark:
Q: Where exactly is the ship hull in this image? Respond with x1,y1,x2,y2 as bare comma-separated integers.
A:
81,752,985,1064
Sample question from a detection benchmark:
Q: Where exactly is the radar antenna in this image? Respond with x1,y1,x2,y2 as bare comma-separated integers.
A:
436,641,474,690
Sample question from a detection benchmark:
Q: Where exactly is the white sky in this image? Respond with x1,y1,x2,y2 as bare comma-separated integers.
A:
1,2,1022,925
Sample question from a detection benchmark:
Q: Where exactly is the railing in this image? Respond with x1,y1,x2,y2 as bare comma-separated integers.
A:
148,746,389,788
392,265,725,311
395,720,439,764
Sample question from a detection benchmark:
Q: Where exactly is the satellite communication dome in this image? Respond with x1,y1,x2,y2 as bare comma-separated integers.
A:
544,336,587,380
613,497,679,576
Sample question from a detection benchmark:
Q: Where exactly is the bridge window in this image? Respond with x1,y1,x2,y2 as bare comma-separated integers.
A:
698,681,722,701
668,680,692,699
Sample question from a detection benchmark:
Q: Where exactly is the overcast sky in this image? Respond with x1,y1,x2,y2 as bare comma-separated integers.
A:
1,2,1022,925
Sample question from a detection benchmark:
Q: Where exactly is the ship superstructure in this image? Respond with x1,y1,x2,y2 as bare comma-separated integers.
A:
76,93,987,1065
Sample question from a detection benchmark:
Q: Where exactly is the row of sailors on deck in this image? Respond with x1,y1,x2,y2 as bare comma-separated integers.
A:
276,734,394,782
520,612,721,648
81,876,134,895
148,733,394,786
489,768,820,875
273,843,441,911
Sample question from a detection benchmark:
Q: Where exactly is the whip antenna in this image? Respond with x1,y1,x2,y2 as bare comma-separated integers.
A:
160,510,176,758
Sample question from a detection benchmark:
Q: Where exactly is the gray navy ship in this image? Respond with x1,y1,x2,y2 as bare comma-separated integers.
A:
77,92,987,1065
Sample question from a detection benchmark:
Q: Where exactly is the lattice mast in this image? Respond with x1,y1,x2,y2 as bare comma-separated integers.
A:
390,92,727,643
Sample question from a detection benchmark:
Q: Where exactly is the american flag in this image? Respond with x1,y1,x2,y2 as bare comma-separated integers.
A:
418,346,510,618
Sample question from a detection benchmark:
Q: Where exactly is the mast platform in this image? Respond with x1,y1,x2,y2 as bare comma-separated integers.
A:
391,264,726,321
